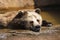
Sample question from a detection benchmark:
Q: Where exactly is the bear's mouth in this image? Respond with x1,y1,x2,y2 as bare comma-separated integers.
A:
30,26,40,32
31,28,40,32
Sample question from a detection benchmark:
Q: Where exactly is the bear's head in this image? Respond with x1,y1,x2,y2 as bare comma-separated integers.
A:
8,8,42,32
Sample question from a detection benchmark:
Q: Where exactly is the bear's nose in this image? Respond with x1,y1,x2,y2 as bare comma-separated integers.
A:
35,25,40,28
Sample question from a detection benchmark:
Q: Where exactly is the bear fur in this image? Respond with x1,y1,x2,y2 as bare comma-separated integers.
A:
0,8,53,32
8,8,42,32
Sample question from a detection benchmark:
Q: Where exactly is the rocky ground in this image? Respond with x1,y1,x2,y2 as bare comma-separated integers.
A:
0,25,60,40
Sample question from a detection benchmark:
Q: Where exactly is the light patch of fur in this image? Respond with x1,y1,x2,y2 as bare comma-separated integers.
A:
27,11,42,26
19,11,42,28
0,11,18,26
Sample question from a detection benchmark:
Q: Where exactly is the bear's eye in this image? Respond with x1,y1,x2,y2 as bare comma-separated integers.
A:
30,21,33,24
37,19,40,22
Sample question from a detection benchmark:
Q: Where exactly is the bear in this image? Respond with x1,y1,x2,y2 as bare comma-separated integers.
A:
42,20,53,27
8,8,42,32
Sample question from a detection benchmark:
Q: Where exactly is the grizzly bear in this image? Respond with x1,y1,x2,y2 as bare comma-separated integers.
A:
8,8,42,32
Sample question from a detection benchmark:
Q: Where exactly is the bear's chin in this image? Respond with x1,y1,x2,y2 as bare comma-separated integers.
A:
30,27,40,32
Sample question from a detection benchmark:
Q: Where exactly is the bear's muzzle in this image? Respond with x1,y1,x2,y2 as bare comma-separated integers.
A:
30,25,40,32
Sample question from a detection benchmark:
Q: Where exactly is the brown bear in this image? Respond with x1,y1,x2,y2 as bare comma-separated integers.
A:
8,8,42,32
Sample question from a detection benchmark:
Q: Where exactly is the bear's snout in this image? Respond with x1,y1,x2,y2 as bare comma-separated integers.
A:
30,25,40,32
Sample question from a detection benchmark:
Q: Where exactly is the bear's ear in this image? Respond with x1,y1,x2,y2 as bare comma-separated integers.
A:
35,8,41,14
18,11,27,16
14,11,28,18
23,11,28,15
15,11,24,18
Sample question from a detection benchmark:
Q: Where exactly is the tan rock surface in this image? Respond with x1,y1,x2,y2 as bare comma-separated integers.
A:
0,0,34,10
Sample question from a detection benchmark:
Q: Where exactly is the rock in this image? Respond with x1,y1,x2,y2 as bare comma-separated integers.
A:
0,33,11,40
34,0,60,7
0,0,34,10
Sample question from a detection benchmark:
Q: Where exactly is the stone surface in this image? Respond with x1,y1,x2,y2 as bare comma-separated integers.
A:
0,0,34,10
0,25,60,40
34,0,60,7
